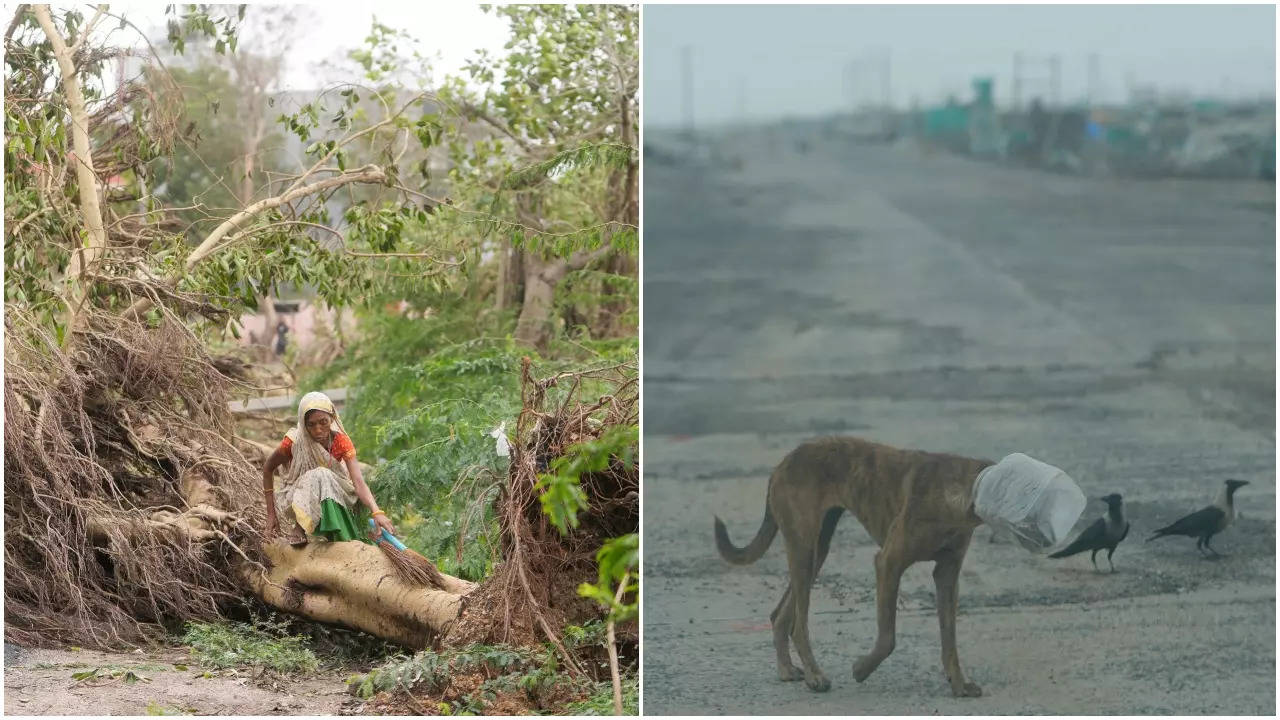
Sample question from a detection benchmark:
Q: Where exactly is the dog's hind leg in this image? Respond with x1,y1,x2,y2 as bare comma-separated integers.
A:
782,526,830,692
770,585,802,681
772,508,843,683
933,543,982,698
853,535,906,683
813,508,844,576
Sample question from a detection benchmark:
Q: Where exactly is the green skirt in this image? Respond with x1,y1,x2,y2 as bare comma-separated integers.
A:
316,498,371,543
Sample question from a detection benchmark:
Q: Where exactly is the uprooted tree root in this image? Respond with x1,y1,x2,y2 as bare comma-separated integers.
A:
3,309,472,650
443,356,639,676
4,309,266,649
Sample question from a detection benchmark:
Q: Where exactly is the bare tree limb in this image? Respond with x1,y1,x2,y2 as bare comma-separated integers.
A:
345,250,461,263
283,92,424,197
123,166,388,319
210,219,462,266
5,4,29,44
467,103,537,156
606,571,629,715
34,3,107,339
184,166,385,271
68,3,107,55
7,206,53,239
563,245,614,275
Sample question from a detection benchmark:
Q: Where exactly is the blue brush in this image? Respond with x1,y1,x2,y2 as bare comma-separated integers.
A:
369,518,408,551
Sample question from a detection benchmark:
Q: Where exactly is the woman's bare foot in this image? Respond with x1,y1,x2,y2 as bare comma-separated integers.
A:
287,524,307,546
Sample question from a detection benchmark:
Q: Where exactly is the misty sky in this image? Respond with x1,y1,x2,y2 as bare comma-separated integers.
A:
644,4,1277,127
104,2,509,90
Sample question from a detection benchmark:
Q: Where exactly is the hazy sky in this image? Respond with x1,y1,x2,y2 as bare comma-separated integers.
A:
644,4,1277,127
102,2,510,90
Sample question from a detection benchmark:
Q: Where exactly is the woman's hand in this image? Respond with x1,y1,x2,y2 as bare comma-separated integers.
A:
370,512,397,539
266,510,280,539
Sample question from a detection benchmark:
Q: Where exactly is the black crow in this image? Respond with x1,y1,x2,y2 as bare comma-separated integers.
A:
1147,479,1249,557
1048,493,1129,572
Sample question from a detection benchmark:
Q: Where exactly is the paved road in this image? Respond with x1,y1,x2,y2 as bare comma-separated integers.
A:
641,131,1275,715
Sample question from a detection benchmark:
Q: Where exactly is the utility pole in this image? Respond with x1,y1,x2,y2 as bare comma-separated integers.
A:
881,47,892,110
681,45,694,137
1013,51,1061,109
843,59,858,112
844,49,891,113
1012,52,1022,110
1087,52,1100,107
736,75,746,124
1049,54,1061,106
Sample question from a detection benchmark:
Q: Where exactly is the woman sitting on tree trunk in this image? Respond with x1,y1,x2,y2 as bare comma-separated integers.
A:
264,391,397,545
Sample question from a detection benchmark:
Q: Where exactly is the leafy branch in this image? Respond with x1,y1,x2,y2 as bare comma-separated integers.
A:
534,425,637,534
501,142,635,191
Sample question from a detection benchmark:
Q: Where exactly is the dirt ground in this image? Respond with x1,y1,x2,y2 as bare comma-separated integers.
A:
3,645,354,716
641,127,1276,714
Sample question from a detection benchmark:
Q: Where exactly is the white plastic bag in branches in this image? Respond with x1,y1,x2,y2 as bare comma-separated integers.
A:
972,453,1086,552
489,422,510,458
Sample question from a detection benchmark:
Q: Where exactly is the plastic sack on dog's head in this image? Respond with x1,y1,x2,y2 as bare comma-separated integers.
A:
971,453,1086,552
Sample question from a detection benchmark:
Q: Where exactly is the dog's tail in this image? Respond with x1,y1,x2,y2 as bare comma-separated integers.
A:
714,506,778,565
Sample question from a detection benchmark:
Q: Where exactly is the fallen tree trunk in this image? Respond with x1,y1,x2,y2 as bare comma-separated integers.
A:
245,541,474,649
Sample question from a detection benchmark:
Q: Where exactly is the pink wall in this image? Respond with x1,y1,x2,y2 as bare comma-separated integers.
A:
237,303,354,349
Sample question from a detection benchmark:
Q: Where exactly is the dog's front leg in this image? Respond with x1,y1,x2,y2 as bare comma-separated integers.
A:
933,553,982,697
852,547,904,683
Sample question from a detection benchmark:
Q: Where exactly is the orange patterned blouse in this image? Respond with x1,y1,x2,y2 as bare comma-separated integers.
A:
278,432,356,462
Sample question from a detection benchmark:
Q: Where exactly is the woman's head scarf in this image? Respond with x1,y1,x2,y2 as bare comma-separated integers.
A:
283,391,349,483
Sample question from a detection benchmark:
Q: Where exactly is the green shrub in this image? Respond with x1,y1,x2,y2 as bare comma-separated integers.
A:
181,621,319,674
346,644,539,699
565,674,639,715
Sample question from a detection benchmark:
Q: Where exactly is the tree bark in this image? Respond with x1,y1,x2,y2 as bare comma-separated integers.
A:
513,255,564,349
244,541,474,648
259,293,278,350
513,246,614,349
507,248,525,310
494,242,508,311
34,4,107,338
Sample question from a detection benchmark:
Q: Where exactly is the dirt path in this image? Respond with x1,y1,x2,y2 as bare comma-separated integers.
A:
3,646,353,716
642,130,1275,714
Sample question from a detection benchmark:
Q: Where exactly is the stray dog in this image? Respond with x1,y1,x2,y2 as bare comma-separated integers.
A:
714,436,991,696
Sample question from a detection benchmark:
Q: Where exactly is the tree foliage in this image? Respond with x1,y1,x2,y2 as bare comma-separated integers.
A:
298,6,640,586
4,4,638,673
